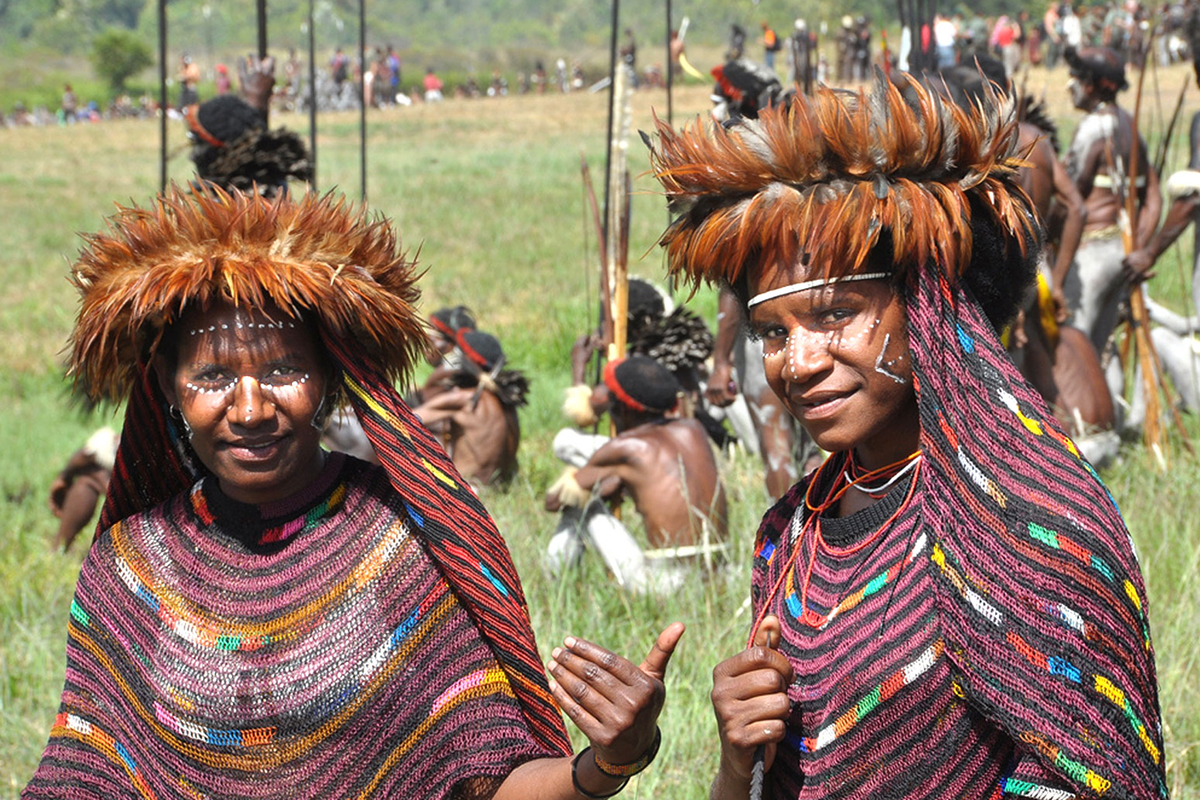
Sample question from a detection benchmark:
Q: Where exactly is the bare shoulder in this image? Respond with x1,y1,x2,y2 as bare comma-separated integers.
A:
667,416,714,443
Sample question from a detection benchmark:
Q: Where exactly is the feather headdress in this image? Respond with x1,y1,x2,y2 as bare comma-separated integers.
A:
68,185,426,401
63,185,574,758
647,75,1037,291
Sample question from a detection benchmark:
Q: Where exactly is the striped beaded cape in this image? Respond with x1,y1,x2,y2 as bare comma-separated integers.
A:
903,260,1165,799
35,187,571,790
650,78,1165,799
26,453,550,797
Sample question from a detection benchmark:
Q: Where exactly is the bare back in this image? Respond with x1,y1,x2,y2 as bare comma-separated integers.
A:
1066,103,1156,236
445,388,519,486
582,418,728,549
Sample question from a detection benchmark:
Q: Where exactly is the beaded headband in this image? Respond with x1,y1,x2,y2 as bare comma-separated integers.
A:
68,185,426,402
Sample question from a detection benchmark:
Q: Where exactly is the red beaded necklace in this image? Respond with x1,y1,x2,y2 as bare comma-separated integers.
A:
748,450,922,643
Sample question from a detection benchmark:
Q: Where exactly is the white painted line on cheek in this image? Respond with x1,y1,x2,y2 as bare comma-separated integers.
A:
874,333,908,384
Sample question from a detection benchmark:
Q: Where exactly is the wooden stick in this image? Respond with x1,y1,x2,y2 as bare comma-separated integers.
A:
1122,37,1169,468
1154,78,1188,177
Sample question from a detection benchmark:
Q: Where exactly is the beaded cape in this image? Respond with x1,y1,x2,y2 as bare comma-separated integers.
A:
25,454,549,798
29,188,572,793
649,79,1165,798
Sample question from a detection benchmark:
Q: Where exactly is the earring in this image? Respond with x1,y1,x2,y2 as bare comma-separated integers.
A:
311,394,331,432
170,405,194,441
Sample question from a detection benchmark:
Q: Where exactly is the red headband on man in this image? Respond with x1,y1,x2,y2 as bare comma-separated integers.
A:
185,104,226,148
602,358,676,414
456,330,491,369
430,315,457,339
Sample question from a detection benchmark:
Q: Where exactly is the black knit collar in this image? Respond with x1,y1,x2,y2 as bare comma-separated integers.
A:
807,451,914,548
196,450,350,553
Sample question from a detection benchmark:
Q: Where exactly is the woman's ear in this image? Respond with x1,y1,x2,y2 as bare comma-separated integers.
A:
153,354,178,407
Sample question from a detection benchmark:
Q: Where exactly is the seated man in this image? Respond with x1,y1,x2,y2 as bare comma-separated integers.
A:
545,356,728,594
415,305,476,404
412,330,527,487
48,427,119,552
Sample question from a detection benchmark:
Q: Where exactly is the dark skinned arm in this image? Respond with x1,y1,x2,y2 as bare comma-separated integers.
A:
543,439,629,512
1135,153,1162,250
572,439,634,499
1125,193,1200,281
706,289,741,408
1050,158,1088,319
489,624,686,800
1073,137,1101,199
1126,112,1200,281
411,387,472,426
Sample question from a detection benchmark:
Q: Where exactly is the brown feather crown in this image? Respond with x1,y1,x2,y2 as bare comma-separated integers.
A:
69,185,426,402
647,75,1037,293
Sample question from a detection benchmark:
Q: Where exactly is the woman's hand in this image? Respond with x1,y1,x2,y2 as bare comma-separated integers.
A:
547,622,685,766
711,616,793,789
491,625,683,800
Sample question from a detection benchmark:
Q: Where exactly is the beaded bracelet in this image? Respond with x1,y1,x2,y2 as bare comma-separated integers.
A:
593,727,662,778
571,748,628,799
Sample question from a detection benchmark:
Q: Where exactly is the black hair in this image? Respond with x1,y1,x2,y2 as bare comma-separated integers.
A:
190,96,266,176
459,330,504,371
611,355,681,413
627,278,667,319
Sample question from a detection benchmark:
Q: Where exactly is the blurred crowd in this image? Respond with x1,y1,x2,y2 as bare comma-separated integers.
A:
7,0,1200,130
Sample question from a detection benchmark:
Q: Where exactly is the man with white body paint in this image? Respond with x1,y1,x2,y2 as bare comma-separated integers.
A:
1062,45,1161,426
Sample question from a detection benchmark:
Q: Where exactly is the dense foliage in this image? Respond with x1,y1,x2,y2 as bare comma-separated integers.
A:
90,27,153,92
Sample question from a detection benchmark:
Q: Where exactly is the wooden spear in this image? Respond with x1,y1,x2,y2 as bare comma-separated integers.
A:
1122,36,1176,468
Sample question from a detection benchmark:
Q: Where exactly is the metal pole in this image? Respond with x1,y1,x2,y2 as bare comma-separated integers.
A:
665,0,673,127
257,0,268,60
359,0,367,201
158,0,168,192
602,0,620,247
308,0,318,192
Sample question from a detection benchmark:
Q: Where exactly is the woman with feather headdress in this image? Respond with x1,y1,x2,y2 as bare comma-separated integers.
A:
648,76,1164,799
22,186,681,799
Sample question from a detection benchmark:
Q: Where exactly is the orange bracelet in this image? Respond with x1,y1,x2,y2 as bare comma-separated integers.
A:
593,727,661,778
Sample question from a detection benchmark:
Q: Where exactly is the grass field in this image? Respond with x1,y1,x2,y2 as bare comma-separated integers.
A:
1,65,1199,797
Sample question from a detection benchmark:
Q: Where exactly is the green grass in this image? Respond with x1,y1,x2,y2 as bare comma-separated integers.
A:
1,73,1199,797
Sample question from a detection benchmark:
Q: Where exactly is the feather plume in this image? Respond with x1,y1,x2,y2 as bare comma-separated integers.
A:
547,467,591,509
562,384,599,427
647,75,1035,292
69,184,426,402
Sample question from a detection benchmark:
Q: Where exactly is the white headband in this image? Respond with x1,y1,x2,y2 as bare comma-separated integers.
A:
746,272,892,308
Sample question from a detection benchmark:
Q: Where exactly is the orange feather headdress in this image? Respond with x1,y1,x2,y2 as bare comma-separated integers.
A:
647,75,1037,292
68,185,426,402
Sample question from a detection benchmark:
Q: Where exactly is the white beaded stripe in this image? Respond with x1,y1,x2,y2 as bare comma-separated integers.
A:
1002,781,1076,800
188,321,297,336
747,272,891,308
807,641,942,752
184,373,309,395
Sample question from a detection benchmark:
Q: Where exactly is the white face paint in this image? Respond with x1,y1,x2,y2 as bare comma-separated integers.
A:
873,333,909,384
746,262,919,468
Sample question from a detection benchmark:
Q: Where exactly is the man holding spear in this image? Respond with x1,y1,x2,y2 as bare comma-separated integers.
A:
1062,46,1162,430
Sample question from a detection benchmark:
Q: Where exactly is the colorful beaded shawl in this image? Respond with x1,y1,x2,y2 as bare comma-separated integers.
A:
649,78,1165,799
25,453,548,798
29,188,572,794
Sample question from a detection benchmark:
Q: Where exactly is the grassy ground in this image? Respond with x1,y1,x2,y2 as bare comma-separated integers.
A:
1,66,1198,797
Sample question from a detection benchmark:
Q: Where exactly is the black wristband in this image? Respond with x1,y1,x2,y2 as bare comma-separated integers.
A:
571,747,629,799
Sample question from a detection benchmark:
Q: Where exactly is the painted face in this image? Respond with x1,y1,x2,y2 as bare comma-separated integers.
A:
159,302,330,505
746,260,920,470
426,329,455,365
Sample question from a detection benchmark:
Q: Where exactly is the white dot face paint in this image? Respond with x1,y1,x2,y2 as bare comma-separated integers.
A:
745,261,919,468
168,303,330,505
